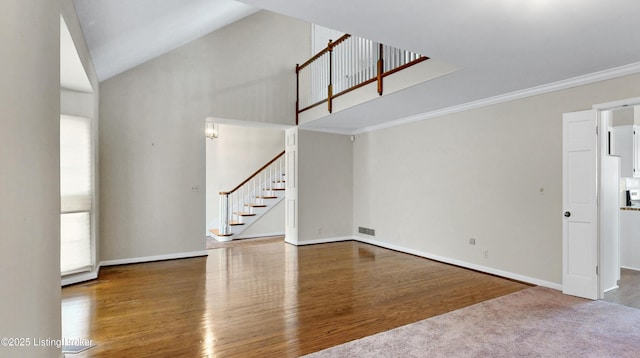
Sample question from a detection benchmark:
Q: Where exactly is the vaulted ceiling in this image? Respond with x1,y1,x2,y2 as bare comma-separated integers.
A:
74,0,640,132
73,0,258,81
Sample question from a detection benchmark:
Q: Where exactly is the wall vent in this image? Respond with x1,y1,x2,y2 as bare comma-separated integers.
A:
358,226,375,236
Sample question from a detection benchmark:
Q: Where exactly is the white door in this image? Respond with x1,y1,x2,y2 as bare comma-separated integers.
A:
284,128,298,244
562,110,599,299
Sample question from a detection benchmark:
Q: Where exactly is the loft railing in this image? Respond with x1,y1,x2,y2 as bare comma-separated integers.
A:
218,151,286,236
295,34,428,123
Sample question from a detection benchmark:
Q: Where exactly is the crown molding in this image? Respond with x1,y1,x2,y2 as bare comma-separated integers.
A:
354,61,640,135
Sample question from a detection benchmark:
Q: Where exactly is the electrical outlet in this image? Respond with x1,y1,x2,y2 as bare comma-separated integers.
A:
191,185,200,192
317,227,322,234
484,250,489,259
469,238,476,245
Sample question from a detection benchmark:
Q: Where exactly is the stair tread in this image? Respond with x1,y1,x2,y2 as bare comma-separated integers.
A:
264,188,285,191
234,212,257,216
245,204,267,208
210,229,233,237
273,180,286,183
229,221,245,226
256,196,278,199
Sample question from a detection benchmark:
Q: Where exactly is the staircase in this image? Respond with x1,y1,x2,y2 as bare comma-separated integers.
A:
209,151,285,241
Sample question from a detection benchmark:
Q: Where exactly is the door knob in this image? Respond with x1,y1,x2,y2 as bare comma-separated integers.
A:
564,211,571,217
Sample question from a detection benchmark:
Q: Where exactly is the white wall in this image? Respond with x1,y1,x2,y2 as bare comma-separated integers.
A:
0,0,61,356
238,200,286,238
61,89,94,117
312,24,344,54
298,130,353,242
99,11,309,261
206,123,285,234
612,107,634,127
353,72,640,286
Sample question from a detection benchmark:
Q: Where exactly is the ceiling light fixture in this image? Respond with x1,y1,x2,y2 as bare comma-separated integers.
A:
205,119,218,139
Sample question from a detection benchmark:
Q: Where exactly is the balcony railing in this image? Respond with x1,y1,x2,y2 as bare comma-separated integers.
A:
296,34,427,123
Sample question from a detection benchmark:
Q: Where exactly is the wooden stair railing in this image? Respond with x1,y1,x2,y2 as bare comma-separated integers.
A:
296,34,428,125
217,151,286,237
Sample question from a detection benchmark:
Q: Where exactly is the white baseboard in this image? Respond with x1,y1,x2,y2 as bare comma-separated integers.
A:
353,235,563,291
235,231,285,240
61,250,209,287
61,269,99,287
287,236,354,246
100,250,209,267
604,285,619,293
621,266,640,272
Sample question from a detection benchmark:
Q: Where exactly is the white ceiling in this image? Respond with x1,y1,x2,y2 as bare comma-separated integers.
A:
237,0,640,133
73,0,258,81
73,0,640,132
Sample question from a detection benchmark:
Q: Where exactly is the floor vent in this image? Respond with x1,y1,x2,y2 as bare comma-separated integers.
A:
358,227,375,236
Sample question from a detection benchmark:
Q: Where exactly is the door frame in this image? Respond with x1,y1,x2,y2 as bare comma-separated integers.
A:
592,96,640,299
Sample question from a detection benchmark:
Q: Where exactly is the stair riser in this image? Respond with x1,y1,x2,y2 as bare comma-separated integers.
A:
235,206,268,220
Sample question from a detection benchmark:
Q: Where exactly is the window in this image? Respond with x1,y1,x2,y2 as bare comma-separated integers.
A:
60,115,93,275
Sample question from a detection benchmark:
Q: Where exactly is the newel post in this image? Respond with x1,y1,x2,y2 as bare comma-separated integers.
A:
377,43,384,96
219,192,230,235
295,63,300,125
328,39,334,113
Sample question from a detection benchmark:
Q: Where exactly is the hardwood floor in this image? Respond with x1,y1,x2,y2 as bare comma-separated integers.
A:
205,235,283,249
604,268,640,309
62,240,530,357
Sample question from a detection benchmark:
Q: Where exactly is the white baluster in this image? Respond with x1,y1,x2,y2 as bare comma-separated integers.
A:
340,43,344,92
348,38,352,87
352,38,356,86
371,40,375,79
234,191,238,220
367,39,372,80
395,48,399,68
358,37,362,84
323,55,327,99
360,37,363,83
368,39,372,79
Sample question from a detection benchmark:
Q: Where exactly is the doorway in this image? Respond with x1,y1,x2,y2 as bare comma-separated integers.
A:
204,118,289,246
563,97,640,303
602,105,640,308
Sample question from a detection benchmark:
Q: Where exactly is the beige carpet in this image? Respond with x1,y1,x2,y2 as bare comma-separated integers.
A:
303,286,640,357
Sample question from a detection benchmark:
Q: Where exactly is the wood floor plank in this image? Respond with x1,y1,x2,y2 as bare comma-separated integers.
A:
62,240,530,357
604,268,640,309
